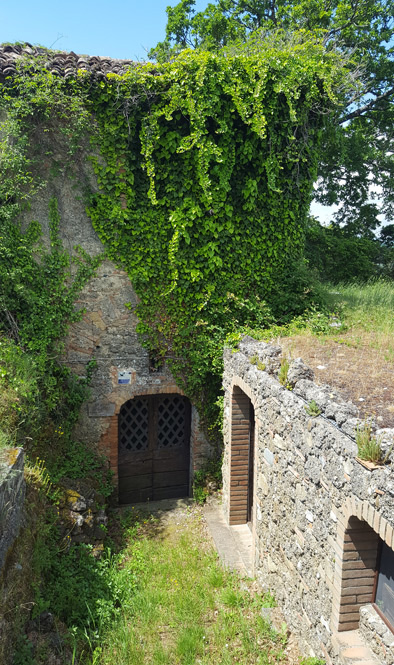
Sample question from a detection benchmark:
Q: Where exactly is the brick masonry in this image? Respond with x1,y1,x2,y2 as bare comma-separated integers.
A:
229,386,253,525
222,337,394,662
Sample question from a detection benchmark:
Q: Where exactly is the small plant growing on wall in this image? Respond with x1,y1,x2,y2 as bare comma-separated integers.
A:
249,355,265,371
304,400,321,417
355,422,393,465
278,357,290,388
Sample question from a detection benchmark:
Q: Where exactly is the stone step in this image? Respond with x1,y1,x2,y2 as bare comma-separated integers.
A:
332,630,380,665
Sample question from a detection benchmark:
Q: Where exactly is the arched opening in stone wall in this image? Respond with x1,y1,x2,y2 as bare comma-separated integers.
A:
229,386,255,525
118,394,191,504
335,516,379,632
334,510,394,639
331,500,394,642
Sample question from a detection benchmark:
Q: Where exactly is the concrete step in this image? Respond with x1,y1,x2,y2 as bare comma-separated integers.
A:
204,499,253,576
332,630,380,665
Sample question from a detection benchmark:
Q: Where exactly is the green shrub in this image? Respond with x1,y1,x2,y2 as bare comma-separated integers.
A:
305,220,384,283
192,456,222,504
35,539,143,643
12,634,37,665
267,259,330,323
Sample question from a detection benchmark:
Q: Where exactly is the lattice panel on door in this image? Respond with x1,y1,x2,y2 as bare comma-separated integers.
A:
119,397,149,452
157,396,186,449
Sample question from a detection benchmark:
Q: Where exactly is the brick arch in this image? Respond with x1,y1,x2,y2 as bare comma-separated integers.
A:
331,497,394,632
228,381,257,525
113,383,184,416
97,382,188,500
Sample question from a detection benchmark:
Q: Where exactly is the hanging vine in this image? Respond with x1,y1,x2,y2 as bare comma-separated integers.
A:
0,33,354,440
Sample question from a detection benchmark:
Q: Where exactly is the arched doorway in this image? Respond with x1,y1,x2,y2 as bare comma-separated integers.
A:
118,394,191,504
335,516,379,631
229,386,255,525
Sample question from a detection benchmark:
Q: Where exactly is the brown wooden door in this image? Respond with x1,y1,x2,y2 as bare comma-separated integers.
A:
247,402,255,524
118,394,191,504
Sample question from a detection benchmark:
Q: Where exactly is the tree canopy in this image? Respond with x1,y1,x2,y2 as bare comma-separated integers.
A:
150,0,394,234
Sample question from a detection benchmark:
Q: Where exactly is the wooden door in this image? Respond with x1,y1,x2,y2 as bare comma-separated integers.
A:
247,402,255,524
118,394,191,504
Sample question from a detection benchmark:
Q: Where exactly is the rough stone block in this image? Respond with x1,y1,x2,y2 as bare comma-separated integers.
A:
88,401,116,417
0,449,25,574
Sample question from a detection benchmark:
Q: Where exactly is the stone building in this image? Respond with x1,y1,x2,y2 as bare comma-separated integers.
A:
26,174,209,504
0,45,211,504
222,337,394,665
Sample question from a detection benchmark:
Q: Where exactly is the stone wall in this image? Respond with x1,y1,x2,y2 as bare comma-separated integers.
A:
0,449,25,574
360,605,394,664
22,171,210,496
222,337,394,662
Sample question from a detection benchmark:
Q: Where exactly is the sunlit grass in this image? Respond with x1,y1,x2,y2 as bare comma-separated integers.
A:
267,278,394,426
261,278,394,356
320,279,394,359
91,511,285,665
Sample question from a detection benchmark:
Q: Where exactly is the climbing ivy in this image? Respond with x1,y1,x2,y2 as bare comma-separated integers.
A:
84,34,352,436
0,67,100,456
0,33,354,442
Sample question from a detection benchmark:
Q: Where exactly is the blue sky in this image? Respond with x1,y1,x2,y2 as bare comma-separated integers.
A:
1,0,208,61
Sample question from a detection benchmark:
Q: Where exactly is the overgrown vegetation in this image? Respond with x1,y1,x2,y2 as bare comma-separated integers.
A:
3,459,129,665
0,33,387,664
0,197,107,482
152,0,394,242
0,34,354,444
0,73,114,662
92,506,287,665
0,63,110,481
84,36,352,439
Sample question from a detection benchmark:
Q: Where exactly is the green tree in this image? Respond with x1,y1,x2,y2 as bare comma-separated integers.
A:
380,223,394,246
150,0,394,232
304,216,383,282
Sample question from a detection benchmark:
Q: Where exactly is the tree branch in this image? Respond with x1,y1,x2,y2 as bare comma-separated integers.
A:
328,0,360,37
339,86,394,123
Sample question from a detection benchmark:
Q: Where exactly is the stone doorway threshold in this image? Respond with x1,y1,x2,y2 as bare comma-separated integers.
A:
332,630,380,665
204,496,253,577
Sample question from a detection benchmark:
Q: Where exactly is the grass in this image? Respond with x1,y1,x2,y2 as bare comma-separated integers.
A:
324,279,394,356
355,422,385,463
272,278,394,428
90,507,287,665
